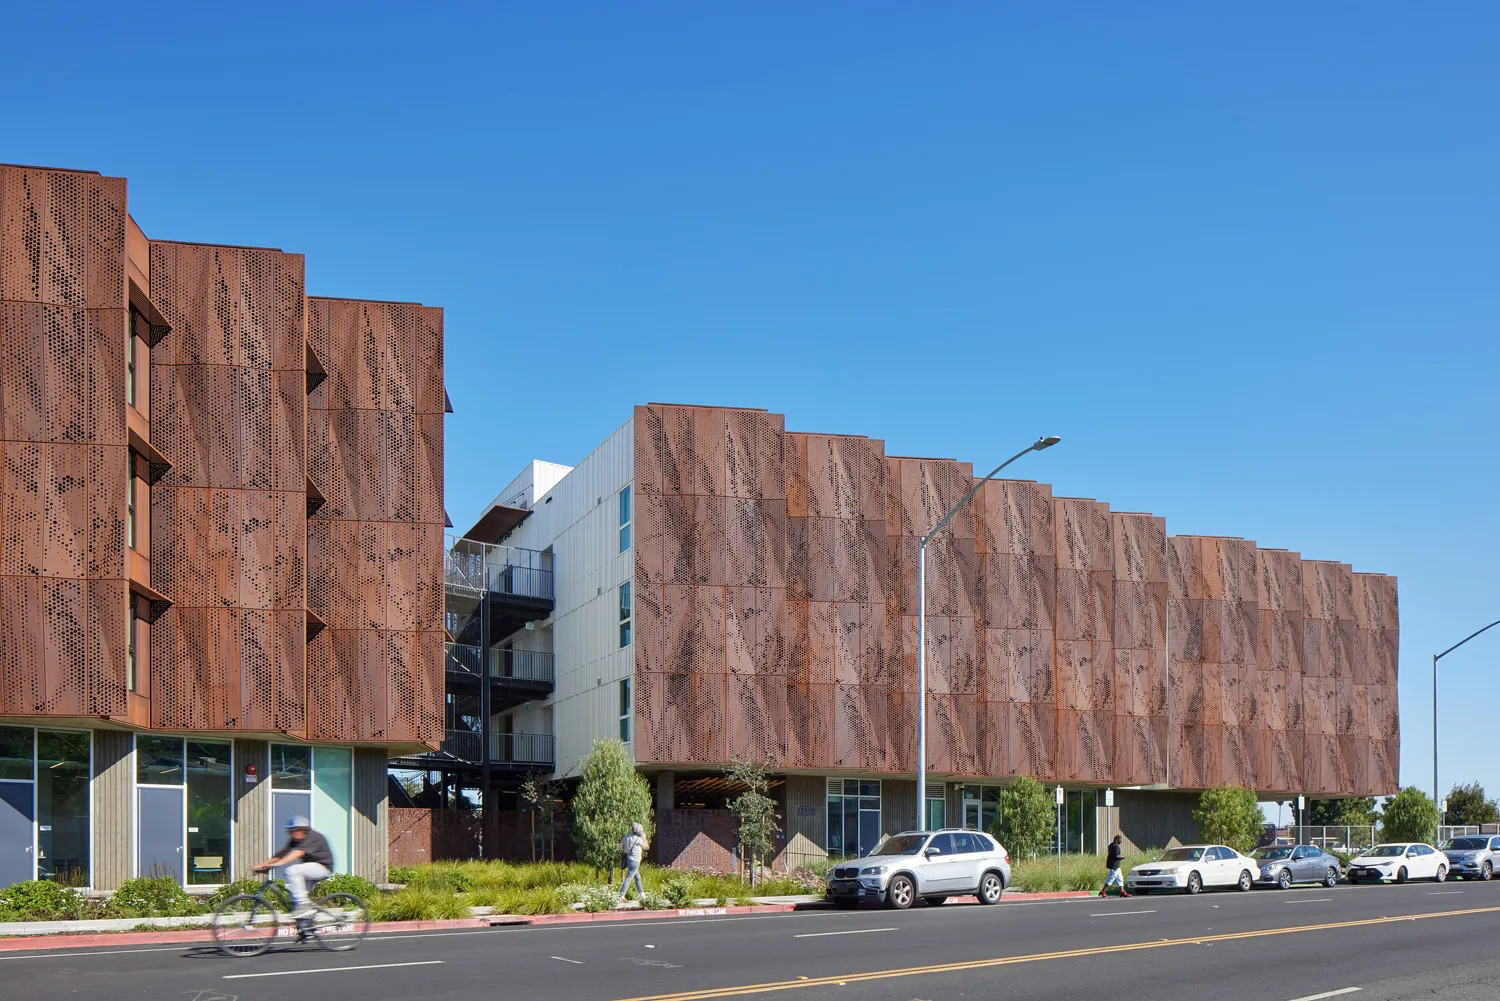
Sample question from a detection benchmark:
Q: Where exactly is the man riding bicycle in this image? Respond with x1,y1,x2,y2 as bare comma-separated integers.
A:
254,815,334,918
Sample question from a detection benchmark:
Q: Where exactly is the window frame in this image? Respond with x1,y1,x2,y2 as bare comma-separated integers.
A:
126,310,140,408
618,486,632,553
618,581,632,648
618,678,632,743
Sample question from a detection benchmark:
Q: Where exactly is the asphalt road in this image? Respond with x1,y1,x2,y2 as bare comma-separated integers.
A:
8,880,1500,1001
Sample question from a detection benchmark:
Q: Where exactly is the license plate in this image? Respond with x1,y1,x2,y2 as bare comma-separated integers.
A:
833,880,858,891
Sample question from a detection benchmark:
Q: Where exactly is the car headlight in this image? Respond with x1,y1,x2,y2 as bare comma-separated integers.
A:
860,866,887,876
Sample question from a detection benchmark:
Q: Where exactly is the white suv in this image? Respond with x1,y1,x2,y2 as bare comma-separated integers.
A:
826,829,1012,910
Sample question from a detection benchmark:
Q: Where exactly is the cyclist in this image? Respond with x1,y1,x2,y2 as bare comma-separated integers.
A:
254,815,334,919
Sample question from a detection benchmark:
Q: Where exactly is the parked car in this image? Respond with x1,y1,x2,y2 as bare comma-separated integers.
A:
1251,844,1343,889
1125,845,1257,895
1439,835,1500,881
1346,843,1448,884
825,829,1012,910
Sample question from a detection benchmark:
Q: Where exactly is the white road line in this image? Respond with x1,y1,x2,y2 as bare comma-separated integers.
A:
1283,898,1333,904
1088,910,1157,918
1285,988,1360,1001
552,956,584,964
0,946,183,962
1429,891,1464,895
793,927,899,939
223,959,444,980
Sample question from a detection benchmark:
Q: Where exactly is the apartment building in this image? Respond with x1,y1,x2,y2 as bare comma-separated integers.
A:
0,163,444,889
463,404,1399,862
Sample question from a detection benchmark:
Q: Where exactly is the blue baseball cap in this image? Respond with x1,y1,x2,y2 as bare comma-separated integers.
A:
285,815,312,830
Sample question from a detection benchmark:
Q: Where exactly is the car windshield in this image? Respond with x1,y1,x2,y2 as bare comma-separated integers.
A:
1442,837,1489,851
875,835,929,856
1158,848,1205,862
1254,847,1294,860
1366,845,1406,858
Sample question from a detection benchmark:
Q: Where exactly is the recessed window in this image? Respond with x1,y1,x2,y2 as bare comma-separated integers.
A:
127,472,137,551
127,311,141,407
619,581,632,648
618,486,632,553
127,599,138,692
619,678,632,742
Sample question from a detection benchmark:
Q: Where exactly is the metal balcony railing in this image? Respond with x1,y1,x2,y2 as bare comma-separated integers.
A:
436,729,555,768
445,643,555,684
445,537,554,600
440,729,483,762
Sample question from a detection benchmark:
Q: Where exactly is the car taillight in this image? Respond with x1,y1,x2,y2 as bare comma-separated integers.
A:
1004,852,1010,864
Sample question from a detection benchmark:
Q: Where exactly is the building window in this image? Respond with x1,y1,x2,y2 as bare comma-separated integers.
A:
0,726,91,886
962,786,1002,835
619,678,632,743
127,599,138,692
826,779,881,860
619,581,632,648
127,310,140,407
618,486,631,552
269,743,354,875
134,735,232,886
127,472,137,551
925,783,946,831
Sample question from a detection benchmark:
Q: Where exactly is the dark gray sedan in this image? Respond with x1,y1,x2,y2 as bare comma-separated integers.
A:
1251,844,1342,889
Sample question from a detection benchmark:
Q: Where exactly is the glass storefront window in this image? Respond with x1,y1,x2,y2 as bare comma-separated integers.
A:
826,779,881,859
271,744,312,790
137,734,184,785
36,731,89,886
186,742,232,885
313,748,352,874
0,726,33,780
925,783,946,830
962,786,1003,834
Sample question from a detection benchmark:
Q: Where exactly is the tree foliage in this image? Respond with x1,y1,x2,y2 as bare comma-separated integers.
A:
994,777,1054,859
1444,783,1500,827
1381,787,1440,844
724,757,782,886
1193,785,1263,854
1308,796,1379,828
571,739,653,876
521,773,570,862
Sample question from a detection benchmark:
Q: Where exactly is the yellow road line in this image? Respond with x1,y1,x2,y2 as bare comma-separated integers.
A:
616,904,1500,1001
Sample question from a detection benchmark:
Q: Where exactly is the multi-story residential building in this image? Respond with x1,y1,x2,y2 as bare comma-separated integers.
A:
0,163,444,889
465,404,1399,863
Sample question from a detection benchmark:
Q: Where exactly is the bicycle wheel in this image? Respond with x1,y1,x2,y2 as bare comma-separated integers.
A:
310,893,371,952
211,895,279,958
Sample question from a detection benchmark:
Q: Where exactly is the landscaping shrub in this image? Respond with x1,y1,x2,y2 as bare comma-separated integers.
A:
400,863,475,894
388,865,419,885
319,873,379,901
111,876,203,917
206,878,282,910
1193,785,1263,854
370,888,467,922
0,880,85,920
572,739,654,876
641,891,672,910
659,871,695,908
1009,851,1157,894
1382,787,1440,844
996,777,1055,860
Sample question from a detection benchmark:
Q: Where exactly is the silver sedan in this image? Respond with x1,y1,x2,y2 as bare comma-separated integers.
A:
1251,844,1342,889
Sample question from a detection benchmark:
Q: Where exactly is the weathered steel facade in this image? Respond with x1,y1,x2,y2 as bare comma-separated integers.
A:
632,404,1398,797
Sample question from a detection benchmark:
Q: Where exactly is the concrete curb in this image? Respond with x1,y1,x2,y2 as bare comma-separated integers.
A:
0,891,1093,953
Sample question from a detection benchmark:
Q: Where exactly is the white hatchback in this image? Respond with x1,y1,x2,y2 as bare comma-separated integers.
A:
1125,844,1257,895
1347,843,1448,884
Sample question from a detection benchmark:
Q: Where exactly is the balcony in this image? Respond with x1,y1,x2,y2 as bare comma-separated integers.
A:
445,643,554,711
445,537,555,641
390,729,555,774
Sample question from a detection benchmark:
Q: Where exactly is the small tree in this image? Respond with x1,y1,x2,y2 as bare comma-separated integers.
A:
571,739,653,878
994,777,1054,859
724,757,781,887
1193,785,1262,854
1382,787,1440,843
1308,796,1379,828
1444,783,1500,827
521,773,569,862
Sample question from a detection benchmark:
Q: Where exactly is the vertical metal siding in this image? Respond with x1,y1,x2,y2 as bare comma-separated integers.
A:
90,729,132,890
351,747,387,882
232,739,270,879
882,779,917,834
782,775,826,869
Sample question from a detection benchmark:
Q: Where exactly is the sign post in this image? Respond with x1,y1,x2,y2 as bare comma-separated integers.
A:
1105,788,1114,849
1055,785,1064,875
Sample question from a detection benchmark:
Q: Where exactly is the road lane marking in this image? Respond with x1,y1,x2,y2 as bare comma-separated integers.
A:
553,956,585,964
1286,988,1361,1001
223,960,444,980
1282,898,1333,904
613,904,1500,1001
792,927,897,939
1088,910,1156,918
1428,891,1463,895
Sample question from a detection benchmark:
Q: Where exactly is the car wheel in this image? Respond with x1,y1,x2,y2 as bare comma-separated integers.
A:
1483,862,1493,881
833,898,859,910
1186,871,1202,895
1277,868,1292,890
1396,866,1408,884
977,872,1004,905
1237,870,1254,892
1435,865,1447,883
886,875,915,910
923,896,947,906
1325,867,1339,888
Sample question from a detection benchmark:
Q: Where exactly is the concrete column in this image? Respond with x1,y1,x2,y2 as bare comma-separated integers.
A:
656,771,675,810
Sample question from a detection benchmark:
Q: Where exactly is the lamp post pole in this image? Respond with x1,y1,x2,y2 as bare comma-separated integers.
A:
917,435,1061,832
1433,619,1500,834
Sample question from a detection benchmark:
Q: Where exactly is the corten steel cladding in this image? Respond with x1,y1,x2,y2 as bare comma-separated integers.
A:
631,404,1399,796
0,166,130,717
307,297,444,743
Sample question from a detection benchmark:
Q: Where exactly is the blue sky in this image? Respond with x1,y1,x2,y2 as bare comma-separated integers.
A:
5,3,1496,812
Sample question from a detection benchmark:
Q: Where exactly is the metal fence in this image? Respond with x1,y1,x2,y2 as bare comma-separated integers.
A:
444,537,554,600
445,643,555,684
1274,826,1381,853
1439,825,1500,842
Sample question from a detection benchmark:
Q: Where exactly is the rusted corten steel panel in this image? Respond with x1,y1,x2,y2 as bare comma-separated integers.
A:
632,404,1399,796
0,165,129,718
306,297,443,744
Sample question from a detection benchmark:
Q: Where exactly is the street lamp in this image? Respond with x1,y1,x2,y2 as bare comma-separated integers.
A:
916,435,1062,831
1433,619,1500,823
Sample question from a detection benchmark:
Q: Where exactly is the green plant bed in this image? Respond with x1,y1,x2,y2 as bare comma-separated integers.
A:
1009,852,1158,894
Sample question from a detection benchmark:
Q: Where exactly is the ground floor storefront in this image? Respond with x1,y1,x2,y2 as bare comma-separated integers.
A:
0,724,391,891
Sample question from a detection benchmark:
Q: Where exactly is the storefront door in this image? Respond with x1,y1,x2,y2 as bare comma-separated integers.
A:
0,783,33,887
137,786,185,883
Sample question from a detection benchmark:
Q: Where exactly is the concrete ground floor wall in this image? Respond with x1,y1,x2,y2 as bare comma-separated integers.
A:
0,721,389,891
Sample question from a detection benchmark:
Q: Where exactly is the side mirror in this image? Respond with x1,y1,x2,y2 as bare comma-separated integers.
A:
925,847,941,857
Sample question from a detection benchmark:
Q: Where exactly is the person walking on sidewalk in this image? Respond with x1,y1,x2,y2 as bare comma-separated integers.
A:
1099,834,1130,898
620,823,649,902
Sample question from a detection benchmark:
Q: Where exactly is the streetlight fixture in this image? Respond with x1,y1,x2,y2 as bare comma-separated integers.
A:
1433,619,1500,822
916,435,1062,831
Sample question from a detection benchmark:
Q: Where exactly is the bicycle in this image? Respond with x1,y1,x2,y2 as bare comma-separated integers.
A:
210,871,371,958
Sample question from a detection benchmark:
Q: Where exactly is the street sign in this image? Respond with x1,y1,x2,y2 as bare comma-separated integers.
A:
1104,788,1113,807
1442,800,1448,814
1055,785,1064,805
1297,795,1305,810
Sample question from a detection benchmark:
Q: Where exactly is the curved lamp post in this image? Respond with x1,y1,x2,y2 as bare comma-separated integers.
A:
917,435,1062,831
1434,619,1500,824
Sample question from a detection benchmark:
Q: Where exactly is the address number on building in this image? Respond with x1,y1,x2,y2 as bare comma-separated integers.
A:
797,806,816,816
